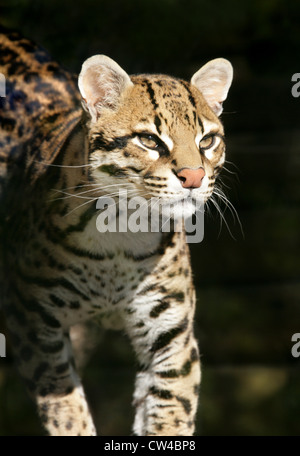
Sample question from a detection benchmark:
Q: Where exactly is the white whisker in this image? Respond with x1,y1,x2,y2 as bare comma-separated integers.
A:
52,183,135,201
95,189,149,213
213,186,244,238
204,199,213,219
205,182,243,240
209,196,233,238
224,160,240,172
35,161,92,169
64,197,99,217
63,189,137,217
52,182,127,194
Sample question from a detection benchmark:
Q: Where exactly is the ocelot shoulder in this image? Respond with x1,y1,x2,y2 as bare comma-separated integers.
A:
0,26,81,191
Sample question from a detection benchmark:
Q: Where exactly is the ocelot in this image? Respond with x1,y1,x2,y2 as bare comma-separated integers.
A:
0,27,233,436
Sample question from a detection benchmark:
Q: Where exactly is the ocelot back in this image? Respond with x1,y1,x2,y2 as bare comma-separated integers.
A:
0,27,232,436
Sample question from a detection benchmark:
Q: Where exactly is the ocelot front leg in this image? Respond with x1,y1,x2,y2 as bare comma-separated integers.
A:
124,259,201,436
5,297,96,436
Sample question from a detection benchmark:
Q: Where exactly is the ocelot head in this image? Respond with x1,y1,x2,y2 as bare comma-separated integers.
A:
78,55,233,219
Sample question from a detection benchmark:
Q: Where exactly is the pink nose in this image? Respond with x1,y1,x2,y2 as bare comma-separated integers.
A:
177,167,205,188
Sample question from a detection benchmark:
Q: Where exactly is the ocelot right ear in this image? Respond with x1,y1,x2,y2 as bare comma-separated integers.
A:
78,55,133,122
191,58,233,116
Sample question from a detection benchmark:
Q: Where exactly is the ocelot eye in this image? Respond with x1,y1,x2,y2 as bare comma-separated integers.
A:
138,134,159,150
199,134,216,151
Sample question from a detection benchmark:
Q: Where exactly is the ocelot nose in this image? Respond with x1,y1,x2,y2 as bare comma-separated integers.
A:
176,167,205,188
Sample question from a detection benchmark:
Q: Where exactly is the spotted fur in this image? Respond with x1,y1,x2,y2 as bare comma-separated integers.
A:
0,27,232,436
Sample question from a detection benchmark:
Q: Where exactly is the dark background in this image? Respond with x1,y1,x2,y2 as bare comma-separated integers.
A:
0,0,300,436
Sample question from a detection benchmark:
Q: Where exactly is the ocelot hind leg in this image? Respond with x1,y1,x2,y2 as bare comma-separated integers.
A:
5,300,96,436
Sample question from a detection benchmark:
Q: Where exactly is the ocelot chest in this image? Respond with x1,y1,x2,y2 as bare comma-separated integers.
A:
21,216,170,328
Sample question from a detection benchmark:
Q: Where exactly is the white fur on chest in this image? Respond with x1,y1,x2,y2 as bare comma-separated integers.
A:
62,215,164,328
71,213,163,258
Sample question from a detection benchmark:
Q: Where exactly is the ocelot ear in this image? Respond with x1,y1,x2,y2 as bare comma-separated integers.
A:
78,55,133,122
191,58,233,116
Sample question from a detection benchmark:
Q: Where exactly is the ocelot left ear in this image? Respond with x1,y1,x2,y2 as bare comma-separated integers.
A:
191,58,233,116
78,55,133,122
